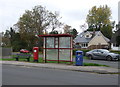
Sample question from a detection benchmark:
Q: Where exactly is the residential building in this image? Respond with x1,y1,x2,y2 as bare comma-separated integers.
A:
73,31,110,49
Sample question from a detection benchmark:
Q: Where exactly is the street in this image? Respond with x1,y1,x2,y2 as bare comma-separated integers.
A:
2,64,118,85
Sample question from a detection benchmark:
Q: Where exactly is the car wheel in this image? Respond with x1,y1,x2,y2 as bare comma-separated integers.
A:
106,56,112,61
88,55,93,60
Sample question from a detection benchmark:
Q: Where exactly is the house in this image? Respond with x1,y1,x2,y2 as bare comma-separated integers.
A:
111,29,120,51
73,31,110,49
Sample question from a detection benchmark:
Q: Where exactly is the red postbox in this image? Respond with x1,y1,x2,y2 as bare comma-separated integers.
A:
33,47,39,62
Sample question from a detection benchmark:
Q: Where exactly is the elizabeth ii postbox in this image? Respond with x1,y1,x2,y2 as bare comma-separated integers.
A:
33,47,39,62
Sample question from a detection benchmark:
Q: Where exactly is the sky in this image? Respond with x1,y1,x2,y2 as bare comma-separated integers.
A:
0,0,119,33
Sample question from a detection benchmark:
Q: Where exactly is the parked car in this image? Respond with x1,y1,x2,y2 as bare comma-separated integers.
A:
20,49,30,53
86,49,120,61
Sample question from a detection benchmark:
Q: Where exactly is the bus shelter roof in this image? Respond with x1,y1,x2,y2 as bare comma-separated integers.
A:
38,34,72,37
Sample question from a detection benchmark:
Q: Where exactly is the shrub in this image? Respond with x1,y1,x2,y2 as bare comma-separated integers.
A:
110,50,120,54
73,49,90,56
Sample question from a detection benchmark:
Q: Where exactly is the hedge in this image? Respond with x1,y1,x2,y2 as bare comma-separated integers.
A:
73,49,90,56
110,50,120,54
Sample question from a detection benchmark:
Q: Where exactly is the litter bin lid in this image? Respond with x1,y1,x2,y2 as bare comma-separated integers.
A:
76,51,83,53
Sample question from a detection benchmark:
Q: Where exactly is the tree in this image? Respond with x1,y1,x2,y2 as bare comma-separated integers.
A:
49,30,59,34
2,27,27,51
63,24,71,34
116,21,120,31
49,12,63,32
116,36,120,45
63,24,78,38
80,23,87,32
86,5,113,39
16,5,63,50
68,28,78,39
116,22,120,45
2,30,11,47
8,27,16,46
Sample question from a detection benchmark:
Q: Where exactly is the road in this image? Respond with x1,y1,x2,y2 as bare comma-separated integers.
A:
2,64,118,85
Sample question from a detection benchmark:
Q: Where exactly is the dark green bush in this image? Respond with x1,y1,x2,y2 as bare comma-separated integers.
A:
73,49,90,56
110,50,120,54
73,49,78,55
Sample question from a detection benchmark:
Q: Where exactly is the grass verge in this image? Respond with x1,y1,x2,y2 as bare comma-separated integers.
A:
1,56,109,67
83,63,109,67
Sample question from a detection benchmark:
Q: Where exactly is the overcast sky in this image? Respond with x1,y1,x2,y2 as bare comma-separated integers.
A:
0,0,119,33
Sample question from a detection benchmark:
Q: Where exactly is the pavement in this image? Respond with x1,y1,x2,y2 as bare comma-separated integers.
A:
1,61,119,74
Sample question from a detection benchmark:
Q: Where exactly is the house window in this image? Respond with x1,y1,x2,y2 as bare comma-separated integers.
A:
113,43,116,46
113,43,119,47
86,43,88,47
85,34,92,38
85,34,90,38
86,35,89,38
82,43,88,48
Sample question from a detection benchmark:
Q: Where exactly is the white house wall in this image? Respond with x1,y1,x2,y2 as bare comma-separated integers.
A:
111,43,120,51
88,33,108,47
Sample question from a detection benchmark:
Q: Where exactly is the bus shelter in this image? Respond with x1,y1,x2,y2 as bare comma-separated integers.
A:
39,34,73,63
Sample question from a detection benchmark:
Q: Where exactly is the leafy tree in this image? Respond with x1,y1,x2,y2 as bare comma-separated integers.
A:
86,5,113,39
2,30,11,47
12,33,27,51
68,28,78,39
63,24,71,34
49,30,59,34
116,22,120,45
16,5,63,50
63,24,78,39
0,32,3,47
116,21,120,31
101,24,112,39
116,36,120,45
2,28,27,51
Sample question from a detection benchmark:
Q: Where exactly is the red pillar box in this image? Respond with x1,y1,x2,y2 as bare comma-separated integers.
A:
33,47,39,62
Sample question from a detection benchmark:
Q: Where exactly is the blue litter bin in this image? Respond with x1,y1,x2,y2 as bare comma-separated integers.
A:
75,51,83,66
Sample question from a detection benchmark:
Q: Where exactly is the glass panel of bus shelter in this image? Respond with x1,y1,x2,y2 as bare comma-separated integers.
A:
59,37,70,48
59,49,71,61
46,37,54,48
55,37,58,48
46,49,58,60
